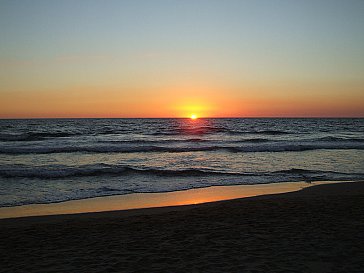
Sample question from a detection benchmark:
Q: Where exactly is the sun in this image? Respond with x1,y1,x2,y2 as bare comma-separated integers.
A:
190,114,198,120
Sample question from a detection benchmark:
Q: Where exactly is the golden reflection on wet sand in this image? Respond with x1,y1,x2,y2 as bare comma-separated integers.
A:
0,181,342,219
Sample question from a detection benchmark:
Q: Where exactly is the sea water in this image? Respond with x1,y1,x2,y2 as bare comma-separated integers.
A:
0,118,363,207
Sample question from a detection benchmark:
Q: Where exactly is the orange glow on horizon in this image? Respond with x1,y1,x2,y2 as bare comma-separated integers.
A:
0,84,364,118
190,114,197,120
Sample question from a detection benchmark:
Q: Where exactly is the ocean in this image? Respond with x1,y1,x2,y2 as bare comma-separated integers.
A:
0,118,363,207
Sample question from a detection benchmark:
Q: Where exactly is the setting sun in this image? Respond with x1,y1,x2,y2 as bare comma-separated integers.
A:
190,114,198,120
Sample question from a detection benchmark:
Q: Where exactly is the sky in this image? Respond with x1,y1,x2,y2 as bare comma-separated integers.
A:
0,0,363,118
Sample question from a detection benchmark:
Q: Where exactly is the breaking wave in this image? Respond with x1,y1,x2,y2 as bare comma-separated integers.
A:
1,142,364,154
1,164,363,180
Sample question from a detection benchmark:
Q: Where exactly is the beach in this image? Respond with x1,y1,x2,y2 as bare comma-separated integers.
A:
1,181,363,273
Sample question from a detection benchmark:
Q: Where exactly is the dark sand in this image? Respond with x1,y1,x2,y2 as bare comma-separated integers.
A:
1,181,364,273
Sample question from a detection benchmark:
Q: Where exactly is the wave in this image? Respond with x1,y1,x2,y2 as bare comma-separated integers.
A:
275,168,364,177
0,164,242,179
1,164,362,181
149,126,226,136
97,138,208,144
228,129,292,135
98,138,271,145
0,132,82,142
232,138,271,143
0,128,292,142
149,128,292,136
1,142,364,155
316,136,364,142
0,145,221,154
227,143,364,152
272,168,364,182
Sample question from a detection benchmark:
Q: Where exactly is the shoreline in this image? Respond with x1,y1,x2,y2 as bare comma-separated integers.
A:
0,180,350,219
1,181,363,272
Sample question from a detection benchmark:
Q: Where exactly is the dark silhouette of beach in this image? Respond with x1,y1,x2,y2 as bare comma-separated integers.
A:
1,181,364,273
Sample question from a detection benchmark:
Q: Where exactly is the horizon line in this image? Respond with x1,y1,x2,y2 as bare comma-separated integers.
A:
0,116,363,120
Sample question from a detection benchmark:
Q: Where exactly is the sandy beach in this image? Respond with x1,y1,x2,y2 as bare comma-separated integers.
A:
1,181,363,273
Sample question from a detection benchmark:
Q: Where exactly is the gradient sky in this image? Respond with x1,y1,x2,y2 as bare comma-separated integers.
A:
1,0,363,118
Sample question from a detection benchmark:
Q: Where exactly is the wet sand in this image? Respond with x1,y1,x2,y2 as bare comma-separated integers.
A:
0,181,317,219
1,181,364,273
